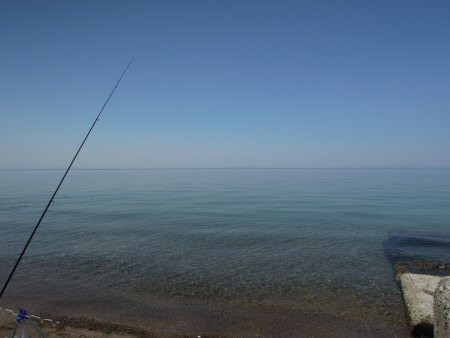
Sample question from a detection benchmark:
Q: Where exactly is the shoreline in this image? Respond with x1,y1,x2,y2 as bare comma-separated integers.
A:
0,274,411,337
0,259,418,337
0,300,410,338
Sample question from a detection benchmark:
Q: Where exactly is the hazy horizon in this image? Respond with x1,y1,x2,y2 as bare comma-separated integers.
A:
2,166,450,171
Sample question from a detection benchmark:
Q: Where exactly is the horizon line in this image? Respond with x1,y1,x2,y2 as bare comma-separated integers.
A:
1,167,450,171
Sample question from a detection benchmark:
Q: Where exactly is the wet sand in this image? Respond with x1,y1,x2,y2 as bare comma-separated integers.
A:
0,299,410,338
0,275,412,337
0,258,415,337
0,315,138,338
0,312,410,338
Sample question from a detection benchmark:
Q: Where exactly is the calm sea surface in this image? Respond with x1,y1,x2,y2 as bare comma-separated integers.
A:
1,169,450,332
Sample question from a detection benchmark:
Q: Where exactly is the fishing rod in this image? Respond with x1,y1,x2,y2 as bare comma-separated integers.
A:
0,59,133,299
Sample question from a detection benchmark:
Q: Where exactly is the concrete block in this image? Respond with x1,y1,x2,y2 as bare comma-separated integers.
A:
434,277,450,338
399,273,441,335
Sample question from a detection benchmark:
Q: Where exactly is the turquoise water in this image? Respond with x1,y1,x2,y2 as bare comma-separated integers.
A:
0,169,450,325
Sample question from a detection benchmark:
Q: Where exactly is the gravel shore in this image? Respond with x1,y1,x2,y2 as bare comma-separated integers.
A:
0,303,410,338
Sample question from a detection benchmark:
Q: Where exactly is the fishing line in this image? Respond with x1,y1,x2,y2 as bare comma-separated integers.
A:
0,59,133,299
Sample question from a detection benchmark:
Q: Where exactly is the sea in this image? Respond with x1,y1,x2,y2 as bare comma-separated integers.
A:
1,168,449,336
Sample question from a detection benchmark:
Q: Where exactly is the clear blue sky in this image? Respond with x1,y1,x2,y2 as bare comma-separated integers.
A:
1,0,449,169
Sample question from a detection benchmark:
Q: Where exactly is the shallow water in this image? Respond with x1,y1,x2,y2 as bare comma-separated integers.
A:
0,169,449,333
